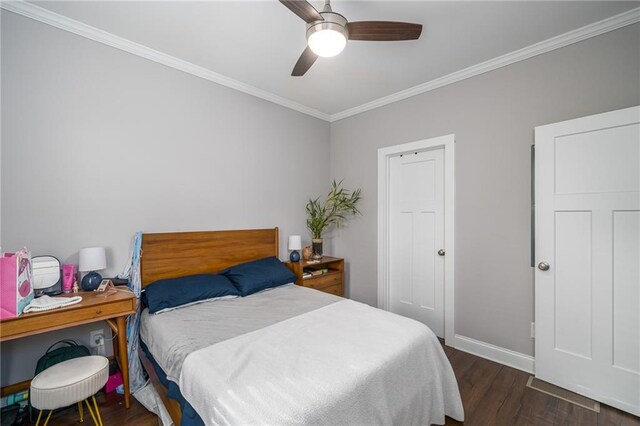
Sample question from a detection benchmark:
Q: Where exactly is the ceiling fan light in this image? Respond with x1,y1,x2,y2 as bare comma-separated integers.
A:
308,29,347,57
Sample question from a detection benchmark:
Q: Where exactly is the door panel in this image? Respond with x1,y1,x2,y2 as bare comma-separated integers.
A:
554,211,592,359
554,124,640,194
416,211,436,310
395,212,413,304
612,210,640,374
535,106,640,416
389,149,444,337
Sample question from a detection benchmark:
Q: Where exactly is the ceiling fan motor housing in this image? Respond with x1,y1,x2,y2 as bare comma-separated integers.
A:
306,12,349,42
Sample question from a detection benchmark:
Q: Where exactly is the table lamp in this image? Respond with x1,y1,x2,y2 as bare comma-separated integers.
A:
288,235,302,262
79,247,107,291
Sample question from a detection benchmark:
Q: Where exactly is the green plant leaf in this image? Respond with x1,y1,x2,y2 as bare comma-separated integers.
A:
305,180,362,239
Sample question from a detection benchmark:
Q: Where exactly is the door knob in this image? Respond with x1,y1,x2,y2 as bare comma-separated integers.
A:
538,262,550,271
438,249,445,256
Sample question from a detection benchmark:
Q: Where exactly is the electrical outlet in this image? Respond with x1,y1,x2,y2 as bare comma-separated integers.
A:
530,322,535,338
90,329,105,348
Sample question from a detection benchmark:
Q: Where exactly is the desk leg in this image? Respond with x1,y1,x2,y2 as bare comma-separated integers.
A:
116,316,131,408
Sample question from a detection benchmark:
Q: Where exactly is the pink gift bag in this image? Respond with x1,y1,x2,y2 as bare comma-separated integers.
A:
0,248,34,319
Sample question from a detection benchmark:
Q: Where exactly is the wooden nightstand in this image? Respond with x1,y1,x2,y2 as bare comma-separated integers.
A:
284,256,344,297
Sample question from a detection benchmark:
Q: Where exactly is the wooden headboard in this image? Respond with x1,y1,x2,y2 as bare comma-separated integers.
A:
140,228,279,287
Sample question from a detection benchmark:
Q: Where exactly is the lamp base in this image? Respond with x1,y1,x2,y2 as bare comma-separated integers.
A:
289,250,300,262
82,271,103,291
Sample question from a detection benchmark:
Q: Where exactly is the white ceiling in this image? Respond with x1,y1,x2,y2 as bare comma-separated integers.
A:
29,1,640,116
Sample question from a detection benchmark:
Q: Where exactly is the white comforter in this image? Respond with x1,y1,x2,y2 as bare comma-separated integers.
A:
141,284,341,383
179,298,464,425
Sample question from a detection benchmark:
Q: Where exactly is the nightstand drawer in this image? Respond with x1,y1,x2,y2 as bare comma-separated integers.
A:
317,284,343,296
303,272,341,290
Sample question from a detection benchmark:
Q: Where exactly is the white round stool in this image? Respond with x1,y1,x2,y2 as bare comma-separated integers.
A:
30,355,109,426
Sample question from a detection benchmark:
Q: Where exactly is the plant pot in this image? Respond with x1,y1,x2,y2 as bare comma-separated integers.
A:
312,239,323,259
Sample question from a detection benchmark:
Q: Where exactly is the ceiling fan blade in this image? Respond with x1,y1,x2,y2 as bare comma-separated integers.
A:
279,0,324,24
292,46,319,76
347,21,422,41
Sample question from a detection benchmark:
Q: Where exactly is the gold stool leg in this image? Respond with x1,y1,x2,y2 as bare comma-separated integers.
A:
78,401,84,422
35,410,43,426
42,411,53,426
84,398,100,426
92,395,104,426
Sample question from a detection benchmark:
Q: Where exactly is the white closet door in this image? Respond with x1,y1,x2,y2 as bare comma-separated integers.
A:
389,148,445,337
535,106,640,416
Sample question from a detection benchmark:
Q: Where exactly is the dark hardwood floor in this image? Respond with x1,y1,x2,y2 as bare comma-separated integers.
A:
23,345,640,426
440,343,639,426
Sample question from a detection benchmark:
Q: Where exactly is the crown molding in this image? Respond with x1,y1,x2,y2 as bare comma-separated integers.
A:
2,1,639,123
0,0,331,122
329,6,640,122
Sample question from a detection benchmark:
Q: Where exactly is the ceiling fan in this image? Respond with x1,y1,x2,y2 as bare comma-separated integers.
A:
280,0,423,76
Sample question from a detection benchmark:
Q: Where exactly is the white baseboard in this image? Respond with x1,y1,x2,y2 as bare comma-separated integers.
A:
453,334,535,374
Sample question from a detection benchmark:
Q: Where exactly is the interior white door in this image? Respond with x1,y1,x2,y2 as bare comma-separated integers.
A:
389,148,445,337
535,106,640,416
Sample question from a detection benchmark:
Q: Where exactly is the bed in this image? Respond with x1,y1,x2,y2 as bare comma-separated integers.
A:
138,228,464,425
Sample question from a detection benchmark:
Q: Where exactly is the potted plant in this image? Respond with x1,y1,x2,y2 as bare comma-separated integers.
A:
306,180,362,259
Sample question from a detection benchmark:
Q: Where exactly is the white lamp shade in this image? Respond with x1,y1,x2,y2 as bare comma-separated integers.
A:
79,247,107,272
288,235,302,251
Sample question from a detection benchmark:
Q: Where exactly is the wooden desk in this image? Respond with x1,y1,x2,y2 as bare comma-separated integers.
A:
0,289,137,408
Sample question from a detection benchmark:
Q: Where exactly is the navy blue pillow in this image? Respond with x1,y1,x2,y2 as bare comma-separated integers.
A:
144,274,240,314
220,256,297,297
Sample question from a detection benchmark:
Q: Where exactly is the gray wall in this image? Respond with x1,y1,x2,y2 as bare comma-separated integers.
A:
329,23,640,356
1,11,329,386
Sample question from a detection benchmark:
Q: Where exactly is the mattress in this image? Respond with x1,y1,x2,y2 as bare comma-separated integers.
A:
140,283,463,425
140,283,341,383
